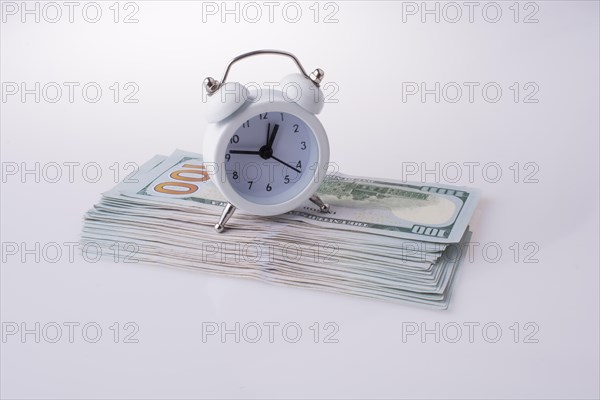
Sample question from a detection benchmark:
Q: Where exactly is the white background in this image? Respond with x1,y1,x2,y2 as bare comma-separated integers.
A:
1,1,599,398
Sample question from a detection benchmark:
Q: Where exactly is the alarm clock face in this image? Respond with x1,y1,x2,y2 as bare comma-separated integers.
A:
224,111,317,205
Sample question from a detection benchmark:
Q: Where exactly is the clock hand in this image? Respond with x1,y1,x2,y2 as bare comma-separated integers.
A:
271,155,301,174
266,124,279,150
229,150,261,155
266,123,271,146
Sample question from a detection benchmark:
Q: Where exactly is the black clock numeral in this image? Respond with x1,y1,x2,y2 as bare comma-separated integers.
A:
242,120,250,128
284,175,290,184
293,124,299,133
230,134,240,144
266,183,272,192
296,161,302,169
259,113,268,119
280,113,284,121
300,141,306,150
225,154,231,162
232,171,238,180
247,181,253,189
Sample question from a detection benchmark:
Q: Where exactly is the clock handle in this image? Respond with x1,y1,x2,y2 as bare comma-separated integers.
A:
204,49,324,95
214,202,237,233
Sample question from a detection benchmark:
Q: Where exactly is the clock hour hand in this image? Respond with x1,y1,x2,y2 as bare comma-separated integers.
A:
271,155,301,174
229,150,261,155
266,124,279,150
266,123,271,146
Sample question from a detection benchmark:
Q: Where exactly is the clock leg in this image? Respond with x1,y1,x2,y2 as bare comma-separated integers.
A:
309,194,330,213
214,202,236,233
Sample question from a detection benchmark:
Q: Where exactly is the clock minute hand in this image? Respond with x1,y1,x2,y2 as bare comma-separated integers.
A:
271,155,301,174
229,150,261,155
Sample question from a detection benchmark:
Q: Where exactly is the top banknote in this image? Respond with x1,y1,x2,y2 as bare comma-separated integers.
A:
116,150,479,243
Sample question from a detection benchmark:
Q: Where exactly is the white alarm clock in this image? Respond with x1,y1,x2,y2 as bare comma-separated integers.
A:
203,50,331,232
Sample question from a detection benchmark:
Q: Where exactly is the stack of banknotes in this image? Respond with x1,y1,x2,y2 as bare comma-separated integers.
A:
81,150,479,309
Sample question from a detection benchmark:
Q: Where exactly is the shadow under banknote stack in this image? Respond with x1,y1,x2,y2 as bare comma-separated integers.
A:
81,150,480,309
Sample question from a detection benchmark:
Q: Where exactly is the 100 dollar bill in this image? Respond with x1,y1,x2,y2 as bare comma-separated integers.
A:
113,150,479,243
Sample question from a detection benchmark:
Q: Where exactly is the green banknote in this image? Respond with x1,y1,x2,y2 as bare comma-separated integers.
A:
118,150,479,243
